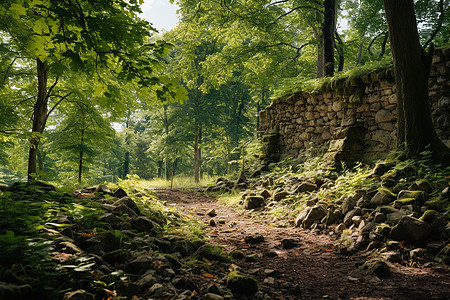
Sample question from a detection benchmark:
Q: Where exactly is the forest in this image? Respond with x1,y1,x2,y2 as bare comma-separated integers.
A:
0,0,449,299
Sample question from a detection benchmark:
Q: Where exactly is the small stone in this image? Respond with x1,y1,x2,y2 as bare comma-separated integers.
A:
245,254,258,262
281,238,299,249
209,219,216,227
373,212,386,223
361,259,391,278
204,293,224,300
370,190,395,207
264,250,278,257
244,234,265,244
343,208,362,227
335,223,346,233
63,289,95,300
207,209,217,217
113,188,128,198
410,248,429,261
263,277,276,285
260,189,271,199
380,251,402,263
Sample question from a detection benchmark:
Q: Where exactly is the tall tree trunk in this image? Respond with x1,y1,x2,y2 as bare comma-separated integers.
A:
194,125,200,183
123,152,130,178
356,40,363,65
323,0,336,77
28,59,48,181
78,129,84,183
383,0,449,158
163,105,170,180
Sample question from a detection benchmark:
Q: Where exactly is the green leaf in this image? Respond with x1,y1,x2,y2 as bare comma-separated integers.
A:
8,3,26,19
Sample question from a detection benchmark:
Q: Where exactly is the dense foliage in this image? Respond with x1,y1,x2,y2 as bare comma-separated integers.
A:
0,0,448,185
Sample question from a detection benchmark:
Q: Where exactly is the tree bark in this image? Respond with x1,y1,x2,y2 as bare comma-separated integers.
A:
28,59,48,181
323,0,336,77
194,125,200,183
383,0,449,158
78,128,84,183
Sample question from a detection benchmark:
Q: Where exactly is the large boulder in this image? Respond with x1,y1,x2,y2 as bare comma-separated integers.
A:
390,216,431,244
244,196,265,210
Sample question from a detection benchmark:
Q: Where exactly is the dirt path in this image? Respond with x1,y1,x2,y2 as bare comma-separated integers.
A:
154,189,450,300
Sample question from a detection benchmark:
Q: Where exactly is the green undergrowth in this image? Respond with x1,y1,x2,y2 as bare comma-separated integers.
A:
0,175,206,298
272,57,393,100
218,148,450,222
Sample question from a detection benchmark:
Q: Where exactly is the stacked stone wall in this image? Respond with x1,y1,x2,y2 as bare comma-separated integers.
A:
259,48,450,162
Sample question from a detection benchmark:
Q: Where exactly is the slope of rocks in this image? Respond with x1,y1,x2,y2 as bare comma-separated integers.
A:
0,182,265,299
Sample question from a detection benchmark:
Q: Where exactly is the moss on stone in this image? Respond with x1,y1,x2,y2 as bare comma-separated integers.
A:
193,244,230,262
377,186,396,198
419,210,438,223
425,197,448,212
227,271,258,295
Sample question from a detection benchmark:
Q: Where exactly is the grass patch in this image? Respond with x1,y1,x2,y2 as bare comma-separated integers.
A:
141,175,216,189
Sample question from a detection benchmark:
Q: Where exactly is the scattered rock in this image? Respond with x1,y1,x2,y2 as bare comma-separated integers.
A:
380,251,402,263
113,188,128,199
410,248,429,261
130,216,160,233
390,216,431,244
207,209,217,217
245,234,265,244
113,197,140,215
281,238,299,249
0,282,32,300
302,205,327,228
343,207,362,227
361,259,391,278
63,289,95,300
227,271,258,295
204,293,224,300
369,190,395,207
209,219,216,226
293,182,318,193
244,196,265,209
260,189,271,200
335,223,346,233
273,190,290,202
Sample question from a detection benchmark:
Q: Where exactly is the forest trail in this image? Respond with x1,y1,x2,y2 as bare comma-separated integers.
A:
154,189,450,300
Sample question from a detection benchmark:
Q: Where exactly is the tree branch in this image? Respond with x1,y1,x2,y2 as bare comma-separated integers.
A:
367,31,386,57
45,92,73,123
423,0,447,49
2,58,16,84
271,6,323,25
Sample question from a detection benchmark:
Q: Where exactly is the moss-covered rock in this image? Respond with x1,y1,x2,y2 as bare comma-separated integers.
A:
394,197,417,209
419,210,438,223
425,197,448,212
397,190,427,205
361,259,391,278
227,271,258,295
193,245,230,262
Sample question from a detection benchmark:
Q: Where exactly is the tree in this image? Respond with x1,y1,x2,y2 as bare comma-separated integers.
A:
0,0,173,181
50,102,114,183
383,0,449,160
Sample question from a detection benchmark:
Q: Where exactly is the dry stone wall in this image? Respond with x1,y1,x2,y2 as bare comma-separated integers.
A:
259,48,450,163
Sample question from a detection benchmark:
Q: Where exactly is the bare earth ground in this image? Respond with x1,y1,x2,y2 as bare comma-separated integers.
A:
154,189,450,300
